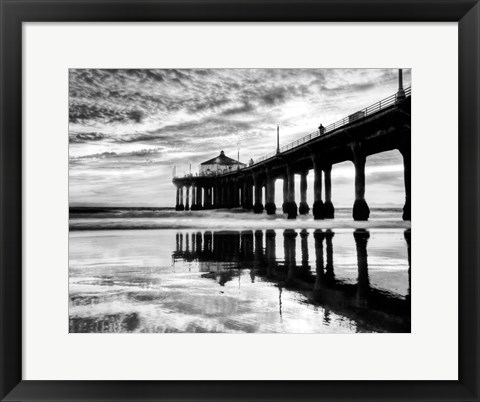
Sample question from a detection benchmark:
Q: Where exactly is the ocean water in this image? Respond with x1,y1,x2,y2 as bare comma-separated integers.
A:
69,208,411,333
69,207,409,231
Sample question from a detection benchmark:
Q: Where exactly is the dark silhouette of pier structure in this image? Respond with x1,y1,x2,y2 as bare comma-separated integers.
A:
172,228,411,332
173,70,411,221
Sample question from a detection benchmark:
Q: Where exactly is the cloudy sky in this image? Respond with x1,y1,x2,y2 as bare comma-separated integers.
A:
69,68,411,207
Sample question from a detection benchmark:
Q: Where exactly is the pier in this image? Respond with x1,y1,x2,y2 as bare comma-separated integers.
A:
173,71,411,221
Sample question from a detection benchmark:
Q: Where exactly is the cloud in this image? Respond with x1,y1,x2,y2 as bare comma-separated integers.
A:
68,68,411,206
69,132,106,143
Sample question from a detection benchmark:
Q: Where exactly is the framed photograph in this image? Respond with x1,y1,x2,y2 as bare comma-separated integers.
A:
1,0,478,401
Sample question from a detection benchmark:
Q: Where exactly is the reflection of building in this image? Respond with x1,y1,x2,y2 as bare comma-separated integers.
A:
199,150,246,175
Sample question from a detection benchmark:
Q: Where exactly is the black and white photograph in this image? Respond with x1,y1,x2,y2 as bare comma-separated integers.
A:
69,68,411,334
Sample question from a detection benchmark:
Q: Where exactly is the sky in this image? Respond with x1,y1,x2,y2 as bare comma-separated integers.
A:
69,68,411,207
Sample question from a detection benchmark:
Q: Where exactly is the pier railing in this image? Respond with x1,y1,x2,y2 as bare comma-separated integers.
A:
173,86,411,179
253,86,411,165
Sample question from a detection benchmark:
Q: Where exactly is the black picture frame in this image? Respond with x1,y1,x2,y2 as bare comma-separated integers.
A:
1,1,478,401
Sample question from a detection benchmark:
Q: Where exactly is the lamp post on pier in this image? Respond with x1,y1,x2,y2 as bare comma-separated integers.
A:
276,124,280,154
396,68,406,102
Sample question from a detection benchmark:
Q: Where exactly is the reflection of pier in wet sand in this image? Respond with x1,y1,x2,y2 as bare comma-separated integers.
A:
173,228,411,333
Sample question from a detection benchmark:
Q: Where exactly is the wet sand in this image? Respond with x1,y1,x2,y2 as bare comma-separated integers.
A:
69,226,410,333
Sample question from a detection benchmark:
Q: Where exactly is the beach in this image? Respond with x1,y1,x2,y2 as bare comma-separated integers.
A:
69,208,411,333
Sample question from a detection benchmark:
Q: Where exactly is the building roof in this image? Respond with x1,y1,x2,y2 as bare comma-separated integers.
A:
200,150,244,166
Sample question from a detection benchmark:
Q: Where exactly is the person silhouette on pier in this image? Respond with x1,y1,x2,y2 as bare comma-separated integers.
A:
319,124,325,135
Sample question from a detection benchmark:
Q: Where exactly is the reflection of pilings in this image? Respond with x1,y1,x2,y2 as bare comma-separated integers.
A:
354,229,370,307
252,230,265,281
212,232,240,262
284,229,297,283
185,233,190,252
196,231,202,254
404,229,411,300
265,230,277,277
204,231,213,254
179,233,183,251
240,230,254,263
254,230,264,265
325,230,335,282
300,229,309,270
313,230,325,294
176,233,180,252
402,149,411,221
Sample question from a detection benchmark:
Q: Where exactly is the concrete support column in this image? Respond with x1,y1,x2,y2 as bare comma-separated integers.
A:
401,149,411,221
206,187,212,208
265,173,276,215
354,229,370,307
230,180,235,208
190,186,197,210
352,144,370,221
243,179,253,210
299,170,310,215
225,180,231,208
323,164,335,219
216,184,221,208
234,180,240,207
175,186,184,211
242,180,247,208
238,181,243,208
221,181,227,208
200,187,206,209
178,186,185,211
282,177,288,213
311,157,324,219
196,185,202,209
229,180,235,208
232,180,238,208
253,175,264,213
237,181,242,208
286,165,297,219
185,185,191,211
213,182,220,208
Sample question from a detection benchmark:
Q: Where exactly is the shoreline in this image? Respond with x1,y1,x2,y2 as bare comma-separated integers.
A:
69,219,411,232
